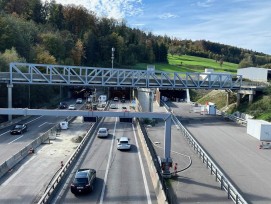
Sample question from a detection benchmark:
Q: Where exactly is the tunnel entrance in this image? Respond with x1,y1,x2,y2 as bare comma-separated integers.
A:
160,89,186,102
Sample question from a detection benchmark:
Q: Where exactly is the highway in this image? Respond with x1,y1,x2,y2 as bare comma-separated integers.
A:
147,103,233,204
0,100,157,204
0,99,84,165
57,101,157,204
166,101,271,204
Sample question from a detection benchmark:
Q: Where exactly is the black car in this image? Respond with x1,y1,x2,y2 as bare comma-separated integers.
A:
70,168,96,194
10,124,27,135
59,102,68,109
121,97,125,103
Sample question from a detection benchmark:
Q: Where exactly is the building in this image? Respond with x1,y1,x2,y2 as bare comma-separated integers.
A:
237,67,271,82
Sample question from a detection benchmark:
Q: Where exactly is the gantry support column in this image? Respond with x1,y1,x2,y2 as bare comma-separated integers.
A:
162,114,172,178
7,84,13,121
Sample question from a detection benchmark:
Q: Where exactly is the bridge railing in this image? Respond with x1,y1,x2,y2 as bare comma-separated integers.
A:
162,101,248,204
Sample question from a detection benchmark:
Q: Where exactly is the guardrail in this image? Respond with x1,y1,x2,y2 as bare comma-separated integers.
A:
162,102,248,204
37,121,98,204
37,104,108,203
217,110,247,126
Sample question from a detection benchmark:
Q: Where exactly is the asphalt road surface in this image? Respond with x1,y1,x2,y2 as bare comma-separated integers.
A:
167,101,271,204
55,101,157,204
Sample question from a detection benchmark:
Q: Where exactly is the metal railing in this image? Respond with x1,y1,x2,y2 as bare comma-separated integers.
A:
162,102,248,204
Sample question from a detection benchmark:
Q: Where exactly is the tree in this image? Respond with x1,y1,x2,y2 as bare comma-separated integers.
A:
71,39,84,65
0,47,25,71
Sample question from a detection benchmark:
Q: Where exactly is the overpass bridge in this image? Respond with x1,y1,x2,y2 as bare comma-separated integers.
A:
0,62,243,178
0,62,242,89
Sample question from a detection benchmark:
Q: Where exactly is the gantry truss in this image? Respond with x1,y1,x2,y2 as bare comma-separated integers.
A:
0,63,242,89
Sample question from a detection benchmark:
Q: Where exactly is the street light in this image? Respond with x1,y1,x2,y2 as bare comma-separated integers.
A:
111,47,115,69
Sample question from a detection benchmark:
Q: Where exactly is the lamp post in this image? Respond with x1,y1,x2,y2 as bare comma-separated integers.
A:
111,47,115,69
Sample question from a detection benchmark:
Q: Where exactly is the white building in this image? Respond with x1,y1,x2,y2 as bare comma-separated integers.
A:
237,67,270,82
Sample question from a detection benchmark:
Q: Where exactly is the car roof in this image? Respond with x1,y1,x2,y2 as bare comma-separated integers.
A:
119,137,129,141
99,127,107,131
75,169,94,178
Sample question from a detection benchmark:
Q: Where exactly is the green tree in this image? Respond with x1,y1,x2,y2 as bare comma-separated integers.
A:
0,47,25,71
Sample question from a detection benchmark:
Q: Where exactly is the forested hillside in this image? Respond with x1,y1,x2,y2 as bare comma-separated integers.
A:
0,0,271,71
1,0,271,123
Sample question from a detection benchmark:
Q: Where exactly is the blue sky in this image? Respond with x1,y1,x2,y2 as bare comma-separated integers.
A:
54,0,271,55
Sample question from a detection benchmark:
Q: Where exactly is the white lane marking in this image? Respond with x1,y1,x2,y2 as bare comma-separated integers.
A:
8,135,24,144
0,116,43,137
26,115,43,125
0,131,10,137
38,122,47,127
2,155,36,186
99,117,117,204
132,124,152,204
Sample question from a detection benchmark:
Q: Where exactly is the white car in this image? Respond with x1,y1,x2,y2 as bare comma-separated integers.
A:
97,128,109,138
68,104,76,110
110,103,118,109
76,98,83,104
117,137,131,150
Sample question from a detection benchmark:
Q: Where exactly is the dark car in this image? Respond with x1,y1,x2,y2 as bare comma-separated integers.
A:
10,124,27,135
121,97,125,103
59,102,68,109
70,168,96,194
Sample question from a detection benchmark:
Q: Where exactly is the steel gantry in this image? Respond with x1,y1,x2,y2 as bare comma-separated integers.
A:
0,108,173,177
0,62,243,89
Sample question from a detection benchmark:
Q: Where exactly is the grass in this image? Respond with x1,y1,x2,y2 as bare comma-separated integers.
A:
132,54,238,74
133,55,271,121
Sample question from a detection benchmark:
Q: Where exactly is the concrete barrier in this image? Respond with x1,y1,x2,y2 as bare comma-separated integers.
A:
135,120,168,204
0,123,59,178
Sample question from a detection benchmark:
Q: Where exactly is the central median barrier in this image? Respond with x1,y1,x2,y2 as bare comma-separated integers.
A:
135,119,169,204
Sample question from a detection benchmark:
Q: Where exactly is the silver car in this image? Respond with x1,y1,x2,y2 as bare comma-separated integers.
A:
117,137,131,150
97,128,109,138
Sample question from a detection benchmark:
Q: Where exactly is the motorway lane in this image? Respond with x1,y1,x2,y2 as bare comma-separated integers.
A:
168,101,271,204
0,117,92,204
0,102,83,164
59,103,157,204
146,117,232,203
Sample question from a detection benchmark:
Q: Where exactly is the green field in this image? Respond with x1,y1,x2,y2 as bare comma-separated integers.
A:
133,54,238,73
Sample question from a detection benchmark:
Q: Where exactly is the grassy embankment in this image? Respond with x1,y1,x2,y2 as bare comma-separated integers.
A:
134,55,271,121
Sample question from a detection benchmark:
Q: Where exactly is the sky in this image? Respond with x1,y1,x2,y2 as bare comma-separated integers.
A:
53,0,271,55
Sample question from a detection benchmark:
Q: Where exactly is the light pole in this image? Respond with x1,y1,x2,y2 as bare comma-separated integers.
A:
111,47,115,69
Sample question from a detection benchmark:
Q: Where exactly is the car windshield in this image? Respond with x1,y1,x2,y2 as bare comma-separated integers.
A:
74,178,88,184
120,141,128,144
15,125,23,129
99,130,106,133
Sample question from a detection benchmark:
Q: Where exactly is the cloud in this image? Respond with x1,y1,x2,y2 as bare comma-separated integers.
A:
196,0,215,7
159,13,178,19
86,0,143,19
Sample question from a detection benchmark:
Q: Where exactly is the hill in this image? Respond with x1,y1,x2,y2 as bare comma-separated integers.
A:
133,54,238,73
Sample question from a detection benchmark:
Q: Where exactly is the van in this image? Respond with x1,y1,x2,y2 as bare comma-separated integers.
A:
98,95,107,102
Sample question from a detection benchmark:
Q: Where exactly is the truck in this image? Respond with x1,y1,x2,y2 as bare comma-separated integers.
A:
247,119,271,141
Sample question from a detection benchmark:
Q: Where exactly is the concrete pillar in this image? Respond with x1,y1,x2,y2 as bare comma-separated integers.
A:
186,89,191,103
226,92,230,106
163,115,172,178
149,91,153,112
7,84,13,121
236,93,241,107
249,94,254,104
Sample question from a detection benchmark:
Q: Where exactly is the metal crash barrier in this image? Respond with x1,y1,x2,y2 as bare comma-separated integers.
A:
162,102,248,204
